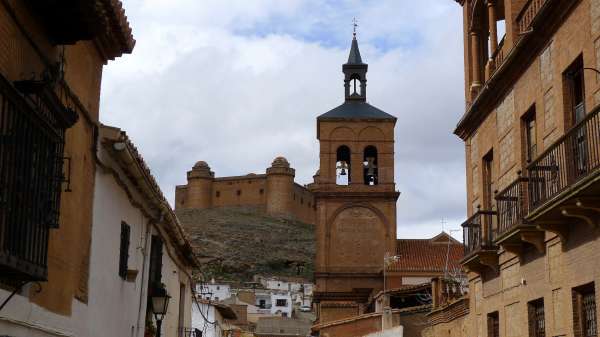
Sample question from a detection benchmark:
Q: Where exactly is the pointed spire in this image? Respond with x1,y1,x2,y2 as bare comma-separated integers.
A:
346,36,364,65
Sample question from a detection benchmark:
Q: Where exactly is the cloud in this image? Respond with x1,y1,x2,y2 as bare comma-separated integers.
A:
100,0,467,239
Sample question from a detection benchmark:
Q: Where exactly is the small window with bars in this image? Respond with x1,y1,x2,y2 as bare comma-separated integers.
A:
528,298,545,337
118,222,130,279
573,283,597,337
487,311,499,337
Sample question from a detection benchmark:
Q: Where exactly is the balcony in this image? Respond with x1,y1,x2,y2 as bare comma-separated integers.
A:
494,176,545,255
526,104,600,238
516,0,549,34
461,210,499,275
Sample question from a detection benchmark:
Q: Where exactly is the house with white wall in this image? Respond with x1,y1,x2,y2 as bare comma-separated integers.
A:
191,298,237,337
270,292,293,317
92,125,199,337
197,281,232,302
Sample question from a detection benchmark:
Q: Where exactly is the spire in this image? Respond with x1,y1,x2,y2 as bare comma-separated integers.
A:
346,36,364,65
346,18,363,65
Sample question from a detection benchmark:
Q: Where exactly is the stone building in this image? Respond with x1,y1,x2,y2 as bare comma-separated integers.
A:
175,158,315,224
311,33,400,328
439,0,600,336
0,0,134,335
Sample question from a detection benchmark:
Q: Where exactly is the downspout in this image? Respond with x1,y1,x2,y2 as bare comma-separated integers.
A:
135,219,152,337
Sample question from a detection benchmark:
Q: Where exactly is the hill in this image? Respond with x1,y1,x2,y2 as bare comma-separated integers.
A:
176,207,315,282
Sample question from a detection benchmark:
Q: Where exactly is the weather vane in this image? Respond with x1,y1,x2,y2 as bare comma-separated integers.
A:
352,17,358,37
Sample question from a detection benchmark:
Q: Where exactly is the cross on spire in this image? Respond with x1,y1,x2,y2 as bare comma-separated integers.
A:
352,17,358,37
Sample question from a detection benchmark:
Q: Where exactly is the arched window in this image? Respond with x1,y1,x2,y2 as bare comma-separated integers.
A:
349,74,362,96
363,146,378,185
336,145,351,185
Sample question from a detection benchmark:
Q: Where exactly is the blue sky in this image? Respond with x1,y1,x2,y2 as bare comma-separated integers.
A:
100,0,467,239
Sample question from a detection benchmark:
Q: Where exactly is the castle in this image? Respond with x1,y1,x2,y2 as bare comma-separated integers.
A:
174,157,315,225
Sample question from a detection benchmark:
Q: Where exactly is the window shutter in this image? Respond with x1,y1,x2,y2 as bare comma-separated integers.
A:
119,222,130,279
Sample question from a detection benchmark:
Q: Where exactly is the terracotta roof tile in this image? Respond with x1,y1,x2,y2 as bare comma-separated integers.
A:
391,233,463,273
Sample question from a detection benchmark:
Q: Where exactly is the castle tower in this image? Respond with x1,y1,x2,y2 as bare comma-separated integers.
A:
179,161,214,209
266,156,295,217
313,34,399,322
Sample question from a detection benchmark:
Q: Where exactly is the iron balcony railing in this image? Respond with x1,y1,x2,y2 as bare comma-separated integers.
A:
527,104,600,211
180,328,202,337
495,176,530,237
516,0,549,33
0,74,70,282
462,210,497,257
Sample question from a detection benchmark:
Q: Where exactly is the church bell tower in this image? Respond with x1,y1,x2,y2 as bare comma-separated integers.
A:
312,32,399,322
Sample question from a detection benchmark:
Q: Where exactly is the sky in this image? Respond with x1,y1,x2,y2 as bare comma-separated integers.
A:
99,0,467,240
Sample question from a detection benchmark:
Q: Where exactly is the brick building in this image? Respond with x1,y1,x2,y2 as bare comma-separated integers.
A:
434,0,600,336
175,158,315,224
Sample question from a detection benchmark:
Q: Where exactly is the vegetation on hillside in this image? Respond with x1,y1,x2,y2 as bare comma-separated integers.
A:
176,207,315,282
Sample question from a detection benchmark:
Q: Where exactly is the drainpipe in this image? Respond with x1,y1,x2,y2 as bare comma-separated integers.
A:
135,219,152,337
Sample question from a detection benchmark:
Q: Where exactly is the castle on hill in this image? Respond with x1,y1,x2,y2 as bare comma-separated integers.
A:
174,157,316,225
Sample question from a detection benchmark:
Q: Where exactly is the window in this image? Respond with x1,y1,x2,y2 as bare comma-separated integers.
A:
363,146,378,185
336,145,351,185
118,222,131,279
0,74,76,282
564,55,585,127
259,188,264,195
528,298,545,337
216,191,220,197
482,150,494,210
487,311,499,337
237,190,241,196
259,299,266,308
573,283,597,337
216,286,220,290
523,107,537,163
300,198,303,204
276,299,287,307
148,235,163,291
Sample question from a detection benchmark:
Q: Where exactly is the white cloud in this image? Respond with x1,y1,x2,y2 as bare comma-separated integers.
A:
100,0,467,239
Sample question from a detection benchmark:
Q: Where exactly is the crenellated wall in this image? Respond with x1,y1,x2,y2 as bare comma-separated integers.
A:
175,157,315,225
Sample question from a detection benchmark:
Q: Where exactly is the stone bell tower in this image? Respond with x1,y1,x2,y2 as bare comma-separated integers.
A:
312,33,399,322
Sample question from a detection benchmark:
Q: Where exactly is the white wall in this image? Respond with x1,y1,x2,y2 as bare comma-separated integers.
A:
89,171,150,337
191,301,227,337
197,284,231,302
270,293,292,317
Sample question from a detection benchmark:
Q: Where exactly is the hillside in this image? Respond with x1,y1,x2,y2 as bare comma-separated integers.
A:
176,207,315,282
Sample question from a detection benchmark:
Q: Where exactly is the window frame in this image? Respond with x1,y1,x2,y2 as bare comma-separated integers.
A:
118,222,131,279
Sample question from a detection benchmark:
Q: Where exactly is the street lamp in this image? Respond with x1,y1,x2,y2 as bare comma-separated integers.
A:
151,287,171,337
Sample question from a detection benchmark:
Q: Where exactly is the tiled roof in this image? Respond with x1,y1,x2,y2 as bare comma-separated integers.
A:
391,233,463,273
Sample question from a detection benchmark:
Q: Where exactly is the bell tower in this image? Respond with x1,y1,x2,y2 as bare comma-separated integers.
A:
312,33,399,323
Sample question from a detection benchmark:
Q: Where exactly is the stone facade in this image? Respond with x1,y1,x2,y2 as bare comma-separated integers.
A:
448,1,600,337
175,157,315,225
0,0,134,323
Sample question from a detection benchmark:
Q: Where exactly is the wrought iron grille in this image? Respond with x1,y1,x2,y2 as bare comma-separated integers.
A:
496,176,529,237
462,209,497,257
529,299,545,337
0,75,69,282
583,292,597,337
527,105,600,211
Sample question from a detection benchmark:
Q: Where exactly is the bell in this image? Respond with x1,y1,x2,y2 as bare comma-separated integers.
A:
340,168,347,176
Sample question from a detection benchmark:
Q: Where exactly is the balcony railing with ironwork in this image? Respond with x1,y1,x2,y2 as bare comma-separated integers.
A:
462,210,497,257
0,74,71,282
179,328,202,337
527,105,600,211
496,176,530,237
516,0,549,33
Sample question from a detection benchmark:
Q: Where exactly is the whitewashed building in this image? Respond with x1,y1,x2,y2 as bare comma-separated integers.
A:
191,298,237,337
197,281,232,302
92,125,198,337
270,293,293,317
